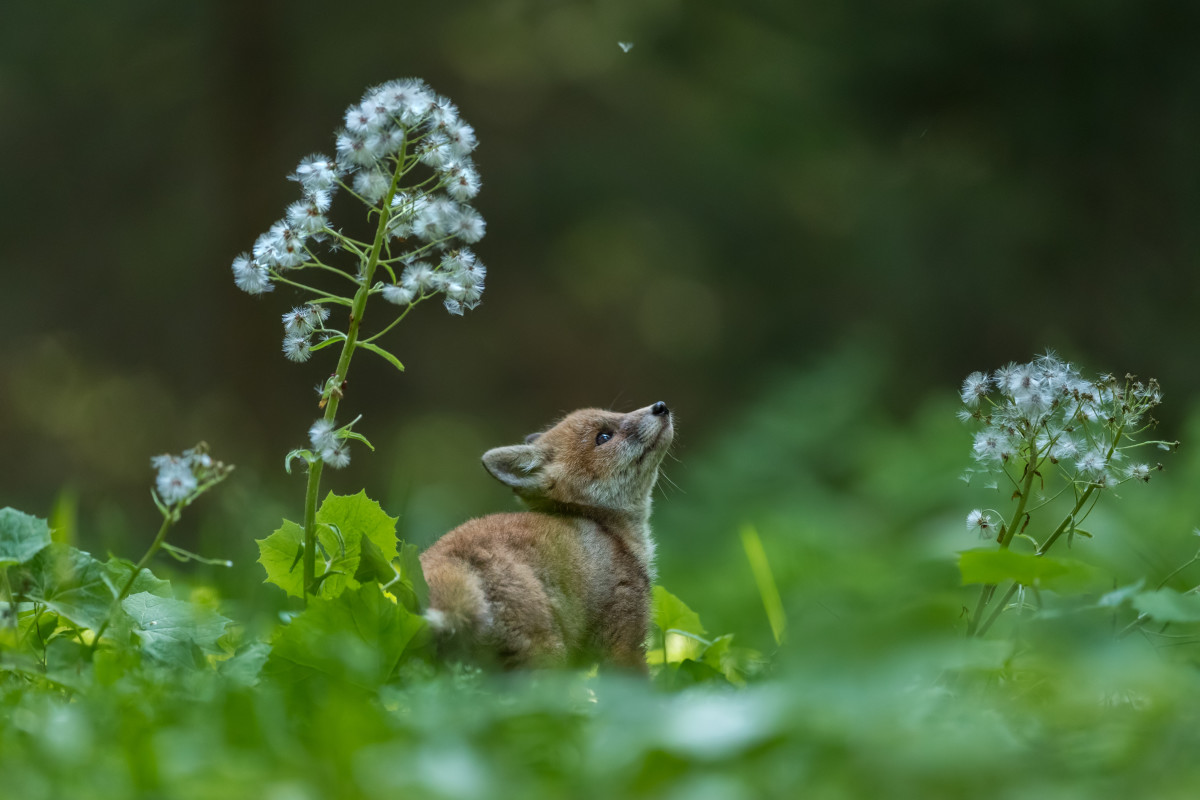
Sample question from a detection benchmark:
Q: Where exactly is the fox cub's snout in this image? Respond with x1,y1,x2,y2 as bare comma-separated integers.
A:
419,402,674,671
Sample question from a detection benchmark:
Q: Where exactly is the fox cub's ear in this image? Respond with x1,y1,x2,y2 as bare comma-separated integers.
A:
482,444,546,492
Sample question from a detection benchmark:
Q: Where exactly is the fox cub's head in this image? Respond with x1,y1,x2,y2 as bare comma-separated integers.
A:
482,402,674,516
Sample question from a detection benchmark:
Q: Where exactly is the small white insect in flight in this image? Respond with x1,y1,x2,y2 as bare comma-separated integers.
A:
618,41,634,53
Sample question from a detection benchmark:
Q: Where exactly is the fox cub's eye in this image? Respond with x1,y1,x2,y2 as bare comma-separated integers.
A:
595,432,612,446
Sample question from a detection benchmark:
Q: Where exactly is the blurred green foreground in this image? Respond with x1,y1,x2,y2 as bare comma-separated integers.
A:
4,348,1200,800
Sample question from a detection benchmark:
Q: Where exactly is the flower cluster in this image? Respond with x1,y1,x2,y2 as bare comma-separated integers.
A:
230,77,488,333
959,352,1167,493
281,304,331,363
151,445,232,506
308,419,350,470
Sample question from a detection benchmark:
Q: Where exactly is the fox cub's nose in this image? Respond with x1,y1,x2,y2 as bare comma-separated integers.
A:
651,401,669,416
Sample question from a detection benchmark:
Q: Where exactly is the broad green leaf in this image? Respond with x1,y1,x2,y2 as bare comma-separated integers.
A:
219,640,272,687
354,534,397,585
0,507,52,568
266,582,427,687
356,341,405,372
397,541,429,610
43,637,92,691
256,519,306,598
18,544,169,631
699,633,763,687
1132,588,1200,623
122,592,231,669
314,491,400,598
664,658,726,689
957,549,1103,593
104,556,173,599
317,491,399,563
652,585,706,637
259,494,400,600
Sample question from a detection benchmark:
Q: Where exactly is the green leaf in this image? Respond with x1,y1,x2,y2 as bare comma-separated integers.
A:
957,549,1103,593
256,520,306,599
265,582,427,687
318,491,398,562
18,544,170,631
122,592,231,669
43,637,92,691
340,430,376,451
740,524,786,644
0,508,52,568
1097,579,1145,608
652,585,707,637
219,640,272,687
699,633,761,687
356,341,405,372
309,333,347,352
258,494,399,600
663,658,727,689
285,449,315,475
104,556,173,599
1132,588,1200,623
354,534,397,585
397,541,429,610
314,491,400,598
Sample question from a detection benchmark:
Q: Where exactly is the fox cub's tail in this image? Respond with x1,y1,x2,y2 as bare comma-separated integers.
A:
421,560,490,639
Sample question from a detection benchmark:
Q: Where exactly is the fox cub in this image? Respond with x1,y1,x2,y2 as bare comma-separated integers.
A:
419,401,674,671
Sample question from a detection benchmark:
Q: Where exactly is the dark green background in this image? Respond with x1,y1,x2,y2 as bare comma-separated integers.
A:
2,1,1197,642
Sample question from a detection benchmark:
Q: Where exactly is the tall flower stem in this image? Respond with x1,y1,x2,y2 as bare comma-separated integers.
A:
301,147,407,602
92,510,177,647
966,450,1039,636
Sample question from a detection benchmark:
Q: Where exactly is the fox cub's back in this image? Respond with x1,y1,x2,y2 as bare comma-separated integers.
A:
420,401,674,670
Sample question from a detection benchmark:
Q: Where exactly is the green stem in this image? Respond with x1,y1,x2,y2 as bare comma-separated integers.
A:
976,583,1020,637
92,511,176,647
1036,485,1097,555
999,458,1039,550
967,445,1039,636
299,254,363,285
301,134,408,603
269,272,356,305
361,296,427,344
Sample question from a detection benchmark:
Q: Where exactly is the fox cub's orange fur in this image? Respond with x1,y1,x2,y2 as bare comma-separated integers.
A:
419,401,674,671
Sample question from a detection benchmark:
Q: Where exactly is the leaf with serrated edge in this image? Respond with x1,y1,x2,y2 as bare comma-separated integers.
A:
0,508,52,568
257,520,306,598
652,585,707,637
355,534,397,585
313,491,400,598
265,582,427,686
317,491,399,563
19,544,169,631
122,592,230,669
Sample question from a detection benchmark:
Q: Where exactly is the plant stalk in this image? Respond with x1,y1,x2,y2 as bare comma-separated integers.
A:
301,146,408,602
92,511,176,647
967,451,1039,635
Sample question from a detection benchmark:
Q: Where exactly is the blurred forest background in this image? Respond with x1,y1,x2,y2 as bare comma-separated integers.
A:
2,1,1199,649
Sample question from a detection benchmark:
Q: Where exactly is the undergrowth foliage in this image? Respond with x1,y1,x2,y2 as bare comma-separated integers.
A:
4,81,1200,798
